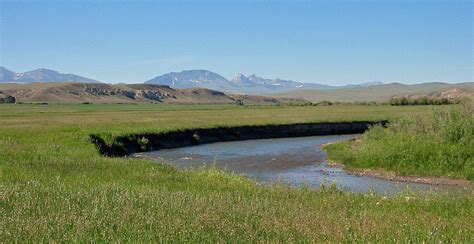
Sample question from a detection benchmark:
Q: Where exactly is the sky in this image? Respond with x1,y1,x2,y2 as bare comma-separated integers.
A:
0,0,472,85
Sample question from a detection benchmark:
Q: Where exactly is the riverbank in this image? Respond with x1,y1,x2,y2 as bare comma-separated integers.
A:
2,104,473,241
328,159,471,187
91,121,385,157
325,105,473,184
137,134,465,194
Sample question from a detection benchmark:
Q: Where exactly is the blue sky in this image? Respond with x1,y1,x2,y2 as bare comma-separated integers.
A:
0,0,472,84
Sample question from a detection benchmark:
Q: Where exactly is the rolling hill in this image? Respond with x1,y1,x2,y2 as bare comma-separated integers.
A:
0,82,303,104
275,82,474,102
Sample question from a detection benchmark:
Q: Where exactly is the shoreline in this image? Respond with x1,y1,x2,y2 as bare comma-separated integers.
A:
328,160,471,187
321,142,471,187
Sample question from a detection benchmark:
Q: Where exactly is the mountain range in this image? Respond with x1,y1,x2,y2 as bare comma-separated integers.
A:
143,69,377,93
1,67,387,93
0,66,100,83
2,67,470,97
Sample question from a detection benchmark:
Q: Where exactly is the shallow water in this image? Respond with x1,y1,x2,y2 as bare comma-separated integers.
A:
133,134,463,195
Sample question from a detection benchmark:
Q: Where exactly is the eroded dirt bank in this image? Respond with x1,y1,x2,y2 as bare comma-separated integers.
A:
90,121,386,157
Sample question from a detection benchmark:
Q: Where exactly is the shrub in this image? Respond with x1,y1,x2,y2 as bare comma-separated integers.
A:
389,96,458,106
315,101,333,106
0,95,16,103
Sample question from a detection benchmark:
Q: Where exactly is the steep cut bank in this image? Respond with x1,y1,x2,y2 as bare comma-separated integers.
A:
90,121,386,157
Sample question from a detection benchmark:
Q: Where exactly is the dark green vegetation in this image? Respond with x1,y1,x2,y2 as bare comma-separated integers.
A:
0,95,15,103
389,96,459,106
326,105,474,181
1,104,473,241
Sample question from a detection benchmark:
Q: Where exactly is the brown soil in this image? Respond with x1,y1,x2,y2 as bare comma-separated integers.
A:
328,160,471,187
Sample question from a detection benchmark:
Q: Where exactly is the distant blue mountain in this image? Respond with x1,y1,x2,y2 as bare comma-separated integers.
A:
145,70,232,90
145,70,341,93
342,81,384,88
0,66,100,83
1,66,385,93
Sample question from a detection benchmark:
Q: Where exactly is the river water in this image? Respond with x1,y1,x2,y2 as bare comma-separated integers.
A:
133,134,462,195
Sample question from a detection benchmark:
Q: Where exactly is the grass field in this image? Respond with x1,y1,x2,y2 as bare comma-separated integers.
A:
1,103,473,241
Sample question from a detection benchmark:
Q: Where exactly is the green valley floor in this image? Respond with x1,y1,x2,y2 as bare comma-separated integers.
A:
1,103,472,241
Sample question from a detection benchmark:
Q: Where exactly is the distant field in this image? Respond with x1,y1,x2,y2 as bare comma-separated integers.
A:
275,82,474,102
0,103,435,136
1,103,473,241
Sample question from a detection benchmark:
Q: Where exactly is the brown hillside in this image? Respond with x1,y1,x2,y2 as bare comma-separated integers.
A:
0,82,303,105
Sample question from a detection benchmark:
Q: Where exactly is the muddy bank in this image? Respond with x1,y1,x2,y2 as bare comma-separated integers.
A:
321,142,471,187
327,160,471,187
90,121,386,157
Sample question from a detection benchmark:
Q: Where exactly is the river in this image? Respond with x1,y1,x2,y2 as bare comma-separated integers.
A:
133,134,462,195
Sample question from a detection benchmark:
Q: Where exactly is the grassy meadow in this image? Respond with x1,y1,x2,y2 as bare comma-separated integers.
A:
1,103,473,241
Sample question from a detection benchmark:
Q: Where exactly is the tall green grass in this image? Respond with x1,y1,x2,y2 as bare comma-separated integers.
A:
326,105,474,180
1,104,473,241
